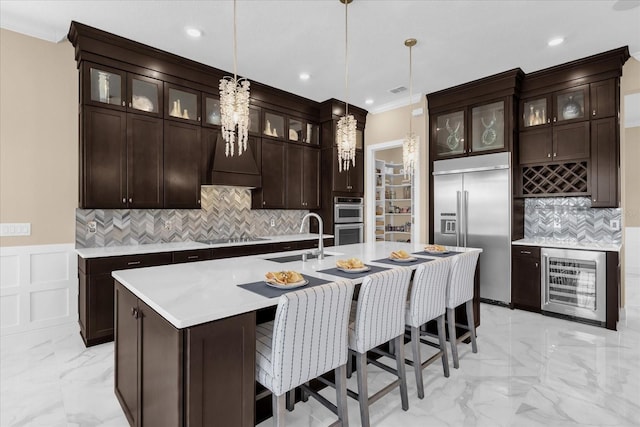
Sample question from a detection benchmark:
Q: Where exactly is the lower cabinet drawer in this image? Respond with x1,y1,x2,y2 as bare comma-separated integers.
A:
172,249,212,264
83,252,173,275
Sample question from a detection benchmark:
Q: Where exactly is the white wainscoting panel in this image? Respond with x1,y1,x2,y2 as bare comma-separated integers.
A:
626,227,640,276
0,244,77,335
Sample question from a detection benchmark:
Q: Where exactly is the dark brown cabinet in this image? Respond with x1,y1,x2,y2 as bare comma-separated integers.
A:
332,148,364,194
81,107,163,209
519,122,589,165
591,117,618,207
115,282,255,427
164,121,202,209
78,252,172,346
202,128,262,188
590,79,616,119
287,145,320,209
511,246,541,312
165,83,201,124
252,139,286,209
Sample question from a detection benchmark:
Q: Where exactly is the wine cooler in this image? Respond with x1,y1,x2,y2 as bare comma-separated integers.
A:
541,248,606,323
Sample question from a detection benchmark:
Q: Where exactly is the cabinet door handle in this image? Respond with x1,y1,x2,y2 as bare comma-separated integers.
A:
535,262,539,268
547,153,551,158
187,255,199,260
553,153,556,157
263,201,266,206
129,198,133,203
122,197,126,203
593,198,597,202
131,307,139,319
121,101,126,107
127,261,141,266
547,118,551,124
553,117,557,123
197,116,201,122
197,199,201,204
520,250,531,255
592,110,596,116
129,102,132,108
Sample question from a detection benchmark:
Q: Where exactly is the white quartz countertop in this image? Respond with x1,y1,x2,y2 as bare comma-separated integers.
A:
75,233,333,258
512,238,621,252
112,241,481,329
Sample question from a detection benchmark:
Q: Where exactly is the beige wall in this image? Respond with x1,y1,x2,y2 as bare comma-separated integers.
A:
365,99,429,242
621,57,640,228
0,29,77,247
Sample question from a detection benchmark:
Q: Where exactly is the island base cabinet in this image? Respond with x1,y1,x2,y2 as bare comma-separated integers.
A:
185,312,256,427
115,282,183,427
114,281,256,427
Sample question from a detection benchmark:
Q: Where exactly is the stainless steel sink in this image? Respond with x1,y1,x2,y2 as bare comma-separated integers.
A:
265,253,334,263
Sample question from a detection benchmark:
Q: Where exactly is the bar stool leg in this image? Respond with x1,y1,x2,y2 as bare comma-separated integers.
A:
447,307,459,369
301,382,309,402
286,390,294,411
465,300,478,353
394,335,409,411
356,351,370,427
273,394,286,427
410,326,424,399
335,364,349,427
437,314,450,377
347,351,353,378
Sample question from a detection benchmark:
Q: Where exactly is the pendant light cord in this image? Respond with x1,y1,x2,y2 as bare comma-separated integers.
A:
233,0,238,80
344,0,349,116
408,43,412,134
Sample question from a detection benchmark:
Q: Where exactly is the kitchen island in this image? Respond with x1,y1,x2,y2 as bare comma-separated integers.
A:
112,241,481,427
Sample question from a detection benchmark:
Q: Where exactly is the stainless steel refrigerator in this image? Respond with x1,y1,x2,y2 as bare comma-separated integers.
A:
433,152,511,304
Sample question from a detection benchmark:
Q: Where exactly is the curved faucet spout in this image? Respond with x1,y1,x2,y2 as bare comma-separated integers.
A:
300,213,324,260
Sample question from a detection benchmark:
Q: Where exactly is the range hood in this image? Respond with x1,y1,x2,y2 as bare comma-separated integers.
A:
206,132,262,188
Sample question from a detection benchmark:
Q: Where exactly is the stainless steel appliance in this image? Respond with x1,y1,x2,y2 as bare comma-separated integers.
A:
334,197,364,223
433,152,511,304
334,196,364,245
541,248,606,323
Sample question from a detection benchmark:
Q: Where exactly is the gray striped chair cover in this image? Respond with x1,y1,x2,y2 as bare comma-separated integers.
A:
406,258,450,328
446,251,480,369
349,267,412,353
405,257,451,399
256,280,354,397
446,251,479,309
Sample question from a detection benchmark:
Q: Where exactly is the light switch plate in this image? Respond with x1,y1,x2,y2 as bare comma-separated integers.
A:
0,223,31,237
610,219,620,231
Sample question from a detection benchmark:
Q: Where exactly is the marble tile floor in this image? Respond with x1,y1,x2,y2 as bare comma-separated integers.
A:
2,274,639,427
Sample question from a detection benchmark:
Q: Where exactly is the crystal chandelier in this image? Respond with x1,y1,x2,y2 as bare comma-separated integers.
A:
337,0,357,172
220,0,250,157
403,38,418,178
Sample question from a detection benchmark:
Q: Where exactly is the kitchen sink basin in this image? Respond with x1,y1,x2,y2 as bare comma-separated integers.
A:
265,253,334,263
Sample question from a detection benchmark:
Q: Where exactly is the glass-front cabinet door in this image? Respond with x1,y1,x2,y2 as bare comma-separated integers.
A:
434,110,465,157
471,101,505,153
522,96,550,129
263,111,284,139
85,63,125,109
203,94,221,127
554,85,589,124
128,74,162,116
249,106,261,135
165,83,200,123
288,118,303,142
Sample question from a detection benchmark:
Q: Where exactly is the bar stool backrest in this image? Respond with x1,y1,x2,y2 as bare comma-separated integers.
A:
406,258,450,328
446,251,480,309
270,280,354,396
351,268,412,354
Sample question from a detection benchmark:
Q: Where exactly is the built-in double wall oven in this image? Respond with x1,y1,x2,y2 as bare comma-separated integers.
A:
334,197,364,245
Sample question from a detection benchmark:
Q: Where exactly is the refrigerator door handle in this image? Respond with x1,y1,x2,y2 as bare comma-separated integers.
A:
456,191,462,247
463,190,469,247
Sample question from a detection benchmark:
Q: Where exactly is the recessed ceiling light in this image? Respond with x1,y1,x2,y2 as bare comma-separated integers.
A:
365,99,374,105
186,28,202,38
548,37,564,47
299,73,311,81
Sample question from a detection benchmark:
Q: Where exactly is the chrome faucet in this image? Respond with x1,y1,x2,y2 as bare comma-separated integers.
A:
299,213,324,260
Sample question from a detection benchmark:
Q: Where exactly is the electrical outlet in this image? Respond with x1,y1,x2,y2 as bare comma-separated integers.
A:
0,223,31,237
270,218,276,227
164,220,172,231
610,219,620,231
87,221,97,234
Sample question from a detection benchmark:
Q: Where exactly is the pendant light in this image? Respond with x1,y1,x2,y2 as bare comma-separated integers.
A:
219,0,250,157
336,0,357,172
402,38,418,179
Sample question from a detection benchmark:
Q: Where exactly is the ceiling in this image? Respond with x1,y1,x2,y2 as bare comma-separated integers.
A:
1,0,639,113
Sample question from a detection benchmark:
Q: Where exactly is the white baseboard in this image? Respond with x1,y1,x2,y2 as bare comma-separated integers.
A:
0,243,77,336
625,227,640,275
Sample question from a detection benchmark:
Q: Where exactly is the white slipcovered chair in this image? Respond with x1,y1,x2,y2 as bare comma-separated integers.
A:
255,280,355,427
405,257,451,399
347,267,412,427
446,251,480,368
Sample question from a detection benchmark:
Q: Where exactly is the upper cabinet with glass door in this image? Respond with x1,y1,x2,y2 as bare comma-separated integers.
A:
83,62,162,117
165,83,200,124
520,84,589,129
434,110,465,158
471,101,505,153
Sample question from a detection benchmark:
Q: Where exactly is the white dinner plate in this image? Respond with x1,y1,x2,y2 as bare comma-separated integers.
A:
265,279,308,289
337,266,370,273
389,257,417,263
424,250,449,255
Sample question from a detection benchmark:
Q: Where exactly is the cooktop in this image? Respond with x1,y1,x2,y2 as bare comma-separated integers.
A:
196,237,268,245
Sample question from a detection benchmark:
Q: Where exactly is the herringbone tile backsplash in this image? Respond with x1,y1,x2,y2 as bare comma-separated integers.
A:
76,186,308,248
524,197,621,243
